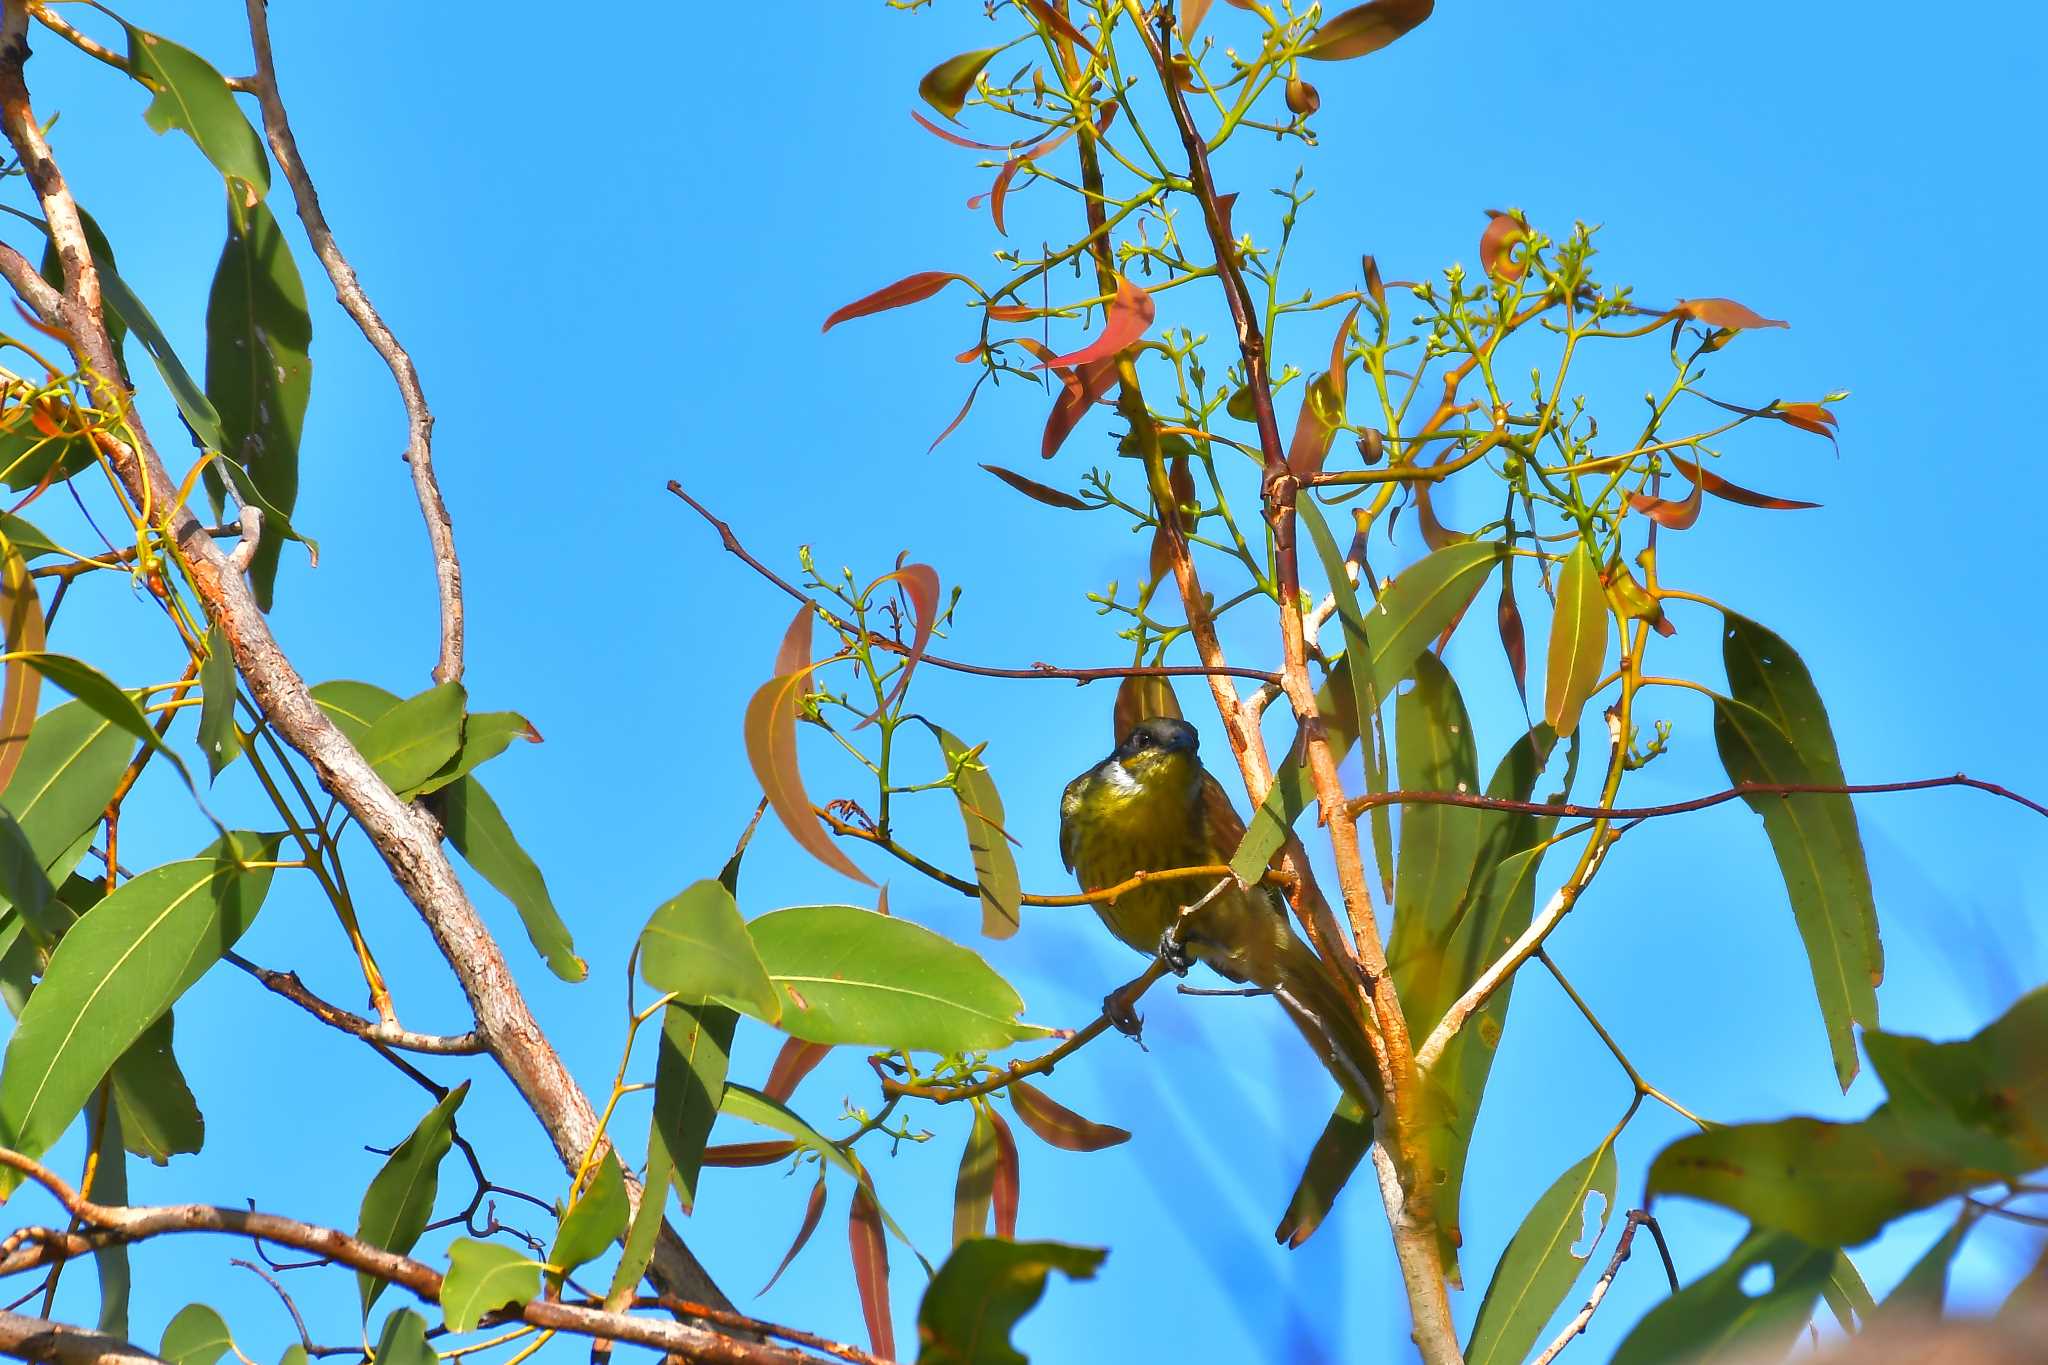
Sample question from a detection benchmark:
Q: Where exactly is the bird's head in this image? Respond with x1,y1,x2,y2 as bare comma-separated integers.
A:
1112,716,1201,787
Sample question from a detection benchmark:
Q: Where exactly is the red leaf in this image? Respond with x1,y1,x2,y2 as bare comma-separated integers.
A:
1774,401,1839,439
1031,274,1154,370
1041,355,1120,460
1413,480,1469,550
1008,1079,1131,1151
1479,210,1528,283
848,1185,893,1358
743,605,874,885
982,463,1091,510
857,564,941,727
822,271,967,333
909,109,1032,152
927,372,988,453
1284,75,1321,116
1286,303,1361,478
986,102,1118,237
1020,0,1098,56
919,46,1004,121
987,304,1045,322
990,157,1024,235
1302,0,1434,61
990,1108,1020,1238
1179,0,1217,39
1497,560,1526,704
758,1172,829,1296
1681,453,1819,511
701,1140,798,1168
1363,254,1386,309
763,1038,832,1104
1215,191,1239,242
1676,297,1788,331
1627,467,1703,530
952,1106,998,1246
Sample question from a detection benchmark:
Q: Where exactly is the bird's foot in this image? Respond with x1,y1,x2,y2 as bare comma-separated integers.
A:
1156,926,1194,977
1101,985,1147,1046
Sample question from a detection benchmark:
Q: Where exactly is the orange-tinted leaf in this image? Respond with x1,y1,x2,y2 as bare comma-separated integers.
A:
0,539,43,793
758,1172,829,1295
909,109,1032,152
1008,1079,1131,1151
928,372,988,454
1020,0,1098,56
1775,402,1839,440
981,462,1091,510
1303,0,1434,61
1364,254,1386,309
987,304,1045,322
988,102,1118,237
990,1108,1020,1238
1497,559,1526,704
1286,303,1360,477
1179,0,1217,39
701,1140,798,1168
1676,297,1788,331
1113,674,1182,746
919,46,1004,121
848,1184,893,1358
1147,520,1174,589
1628,466,1704,530
1413,480,1469,550
990,157,1023,235
1168,453,1195,509
1479,210,1528,282
1285,75,1321,116
743,605,874,885
763,1038,833,1104
822,271,967,333
1604,560,1675,638
1542,541,1609,739
953,1106,998,1246
1031,274,1154,370
1041,355,1120,459
858,564,941,726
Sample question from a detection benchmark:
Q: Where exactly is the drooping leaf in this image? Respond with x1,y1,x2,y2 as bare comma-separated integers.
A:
1874,1211,1972,1322
652,1002,735,1216
1822,1251,1877,1333
1612,1229,1834,1365
638,879,779,1022
918,47,1005,121
1303,0,1435,61
440,1239,540,1333
1030,275,1153,371
1497,557,1527,703
19,653,203,801
159,1303,233,1365
1864,985,2048,1171
1041,355,1119,461
110,1010,204,1163
746,904,1048,1052
935,727,1021,939
123,27,269,205
763,1037,833,1104
0,699,131,917
1007,1079,1128,1152
370,1310,434,1365
745,606,872,885
439,776,583,983
1467,1137,1618,1365
0,540,41,796
0,834,278,1193
1675,297,1788,331
1542,541,1608,739
760,1170,830,1295
204,197,310,608
358,681,466,797
355,1083,467,1316
90,1091,129,1337
549,1149,627,1277
954,1105,998,1247
0,387,94,494
1019,0,1098,55
1629,452,1819,530
991,1107,1020,1238
915,1239,1106,1365
980,463,1091,511
1712,612,1879,1089
823,271,968,332
196,622,241,780
1110,675,1181,748
36,205,127,362
1300,499,1396,893
860,563,941,726
849,1183,893,1358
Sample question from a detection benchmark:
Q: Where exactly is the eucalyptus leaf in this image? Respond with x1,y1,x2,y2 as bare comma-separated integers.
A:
1467,1137,1618,1365
549,1149,627,1277
159,1303,233,1365
124,27,270,203
440,776,582,982
653,1002,734,1216
356,1082,468,1316
1613,1229,1834,1365
439,1239,539,1333
639,880,778,1021
358,682,466,797
915,1238,1105,1365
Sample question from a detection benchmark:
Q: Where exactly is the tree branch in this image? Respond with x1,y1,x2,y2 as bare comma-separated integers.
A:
240,0,462,686
225,952,486,1055
1350,772,2048,823
1531,1211,1674,1365
0,1310,161,1365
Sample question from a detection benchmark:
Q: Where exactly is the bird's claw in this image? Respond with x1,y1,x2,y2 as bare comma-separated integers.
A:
1101,986,1147,1046
1156,927,1193,977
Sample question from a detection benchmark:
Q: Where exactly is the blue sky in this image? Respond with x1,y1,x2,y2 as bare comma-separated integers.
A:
9,2,2046,1362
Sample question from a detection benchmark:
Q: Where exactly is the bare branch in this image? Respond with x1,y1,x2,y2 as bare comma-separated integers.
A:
225,953,485,1055
240,0,462,685
0,1310,161,1365
1351,772,2048,824
1532,1211,1669,1365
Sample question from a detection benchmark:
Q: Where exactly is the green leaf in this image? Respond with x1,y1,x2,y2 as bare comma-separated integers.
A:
935,727,1021,940
954,1106,998,1246
124,27,269,204
1542,540,1607,739
747,904,1049,1052
110,1010,204,1163
1613,1229,1835,1365
652,1002,733,1216
358,682,466,797
19,654,196,792
205,197,310,608
1865,986,2048,1174
550,1149,627,1277
1232,538,1501,880
356,1083,468,1316
606,1125,670,1309
309,679,400,742
639,880,779,1022
440,776,583,982
0,514,62,561
197,623,241,779
371,1310,435,1365
279,1349,306,1365
1821,1250,1877,1332
721,1082,864,1183
409,710,538,798
159,1303,233,1365
1298,500,1395,895
0,834,277,1193
440,1239,539,1333
0,698,133,926
90,1091,129,1338
1874,1210,1972,1322
918,46,1005,120
915,1238,1106,1365
1467,1136,1619,1365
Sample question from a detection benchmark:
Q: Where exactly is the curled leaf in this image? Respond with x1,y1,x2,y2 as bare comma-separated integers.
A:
856,563,940,727
1031,274,1154,370
1413,480,1469,550
909,110,1032,152
981,463,1091,510
1629,452,1820,528
1627,468,1703,530
1363,254,1386,309
1041,356,1120,460
919,46,1005,122
758,1172,829,1296
743,605,873,885
822,272,967,333
1008,1079,1130,1151
1479,210,1529,282
1285,75,1321,116
1303,0,1434,61
1676,297,1788,330
848,1184,893,1358
763,1038,832,1104
1775,401,1839,440
927,371,988,454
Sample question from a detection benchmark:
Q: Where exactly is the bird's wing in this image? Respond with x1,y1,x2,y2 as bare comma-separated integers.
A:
1198,772,1251,856
1058,771,1090,874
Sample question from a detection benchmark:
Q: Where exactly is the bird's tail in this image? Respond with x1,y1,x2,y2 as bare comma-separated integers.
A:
1268,930,1385,1120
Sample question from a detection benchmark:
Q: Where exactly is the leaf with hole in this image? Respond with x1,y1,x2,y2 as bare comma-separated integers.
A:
1612,1229,1835,1365
1467,1135,1618,1364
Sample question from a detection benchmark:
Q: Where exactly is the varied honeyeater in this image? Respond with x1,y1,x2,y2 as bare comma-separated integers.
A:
1059,716,1383,1112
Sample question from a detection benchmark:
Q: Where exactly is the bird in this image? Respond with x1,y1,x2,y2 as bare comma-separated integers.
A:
1058,715,1383,1114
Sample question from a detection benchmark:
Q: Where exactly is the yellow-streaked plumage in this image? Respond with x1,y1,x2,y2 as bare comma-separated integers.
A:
1059,717,1382,1112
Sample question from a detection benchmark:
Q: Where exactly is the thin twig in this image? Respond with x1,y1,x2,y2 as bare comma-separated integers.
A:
227,1259,311,1353
1532,1211,1669,1364
1350,772,2048,823
224,953,485,1055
